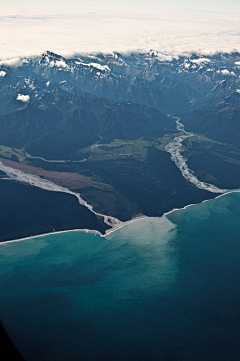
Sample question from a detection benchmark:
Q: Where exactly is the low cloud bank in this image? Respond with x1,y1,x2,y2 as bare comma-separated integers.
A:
0,1,240,61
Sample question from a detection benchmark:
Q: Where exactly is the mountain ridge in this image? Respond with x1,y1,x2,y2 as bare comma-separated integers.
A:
1,50,240,240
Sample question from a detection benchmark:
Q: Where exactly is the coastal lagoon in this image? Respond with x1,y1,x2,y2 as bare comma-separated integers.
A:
0,192,240,360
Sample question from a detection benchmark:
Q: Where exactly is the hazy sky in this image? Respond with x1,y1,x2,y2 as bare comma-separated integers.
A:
0,0,240,60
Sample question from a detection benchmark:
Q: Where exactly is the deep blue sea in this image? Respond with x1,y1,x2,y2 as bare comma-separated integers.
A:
1,192,240,361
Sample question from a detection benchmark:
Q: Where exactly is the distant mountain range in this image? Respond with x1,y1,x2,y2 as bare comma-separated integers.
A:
1,50,240,151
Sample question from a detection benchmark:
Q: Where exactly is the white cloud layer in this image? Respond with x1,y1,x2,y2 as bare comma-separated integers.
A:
0,1,240,60
17,94,30,102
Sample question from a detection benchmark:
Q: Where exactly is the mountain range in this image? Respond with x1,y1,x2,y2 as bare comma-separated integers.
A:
0,50,240,240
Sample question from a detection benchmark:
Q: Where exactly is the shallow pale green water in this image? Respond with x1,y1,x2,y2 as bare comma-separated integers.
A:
1,192,240,361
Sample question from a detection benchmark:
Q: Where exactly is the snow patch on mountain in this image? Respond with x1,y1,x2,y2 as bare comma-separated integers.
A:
0,71,6,77
75,60,110,72
49,59,68,69
24,78,36,90
178,58,211,73
40,52,69,70
221,69,231,75
184,61,192,69
90,63,110,72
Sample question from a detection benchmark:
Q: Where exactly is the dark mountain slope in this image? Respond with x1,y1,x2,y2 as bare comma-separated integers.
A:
0,85,174,159
182,91,240,149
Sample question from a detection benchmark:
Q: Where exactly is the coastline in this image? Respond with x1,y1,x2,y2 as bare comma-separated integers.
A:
0,228,103,245
0,214,147,245
0,114,239,245
107,189,240,235
1,189,240,245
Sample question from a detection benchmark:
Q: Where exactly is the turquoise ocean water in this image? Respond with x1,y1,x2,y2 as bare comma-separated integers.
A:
0,192,240,360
